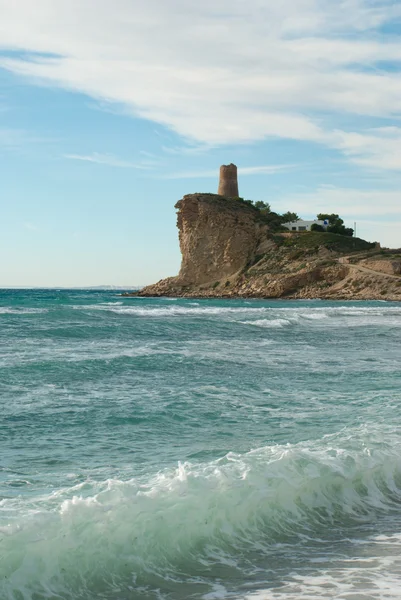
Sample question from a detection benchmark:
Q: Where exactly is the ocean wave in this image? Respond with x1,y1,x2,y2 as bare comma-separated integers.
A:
0,343,175,367
2,427,401,599
71,303,401,323
0,307,48,315
73,304,274,316
245,535,401,600
241,318,290,328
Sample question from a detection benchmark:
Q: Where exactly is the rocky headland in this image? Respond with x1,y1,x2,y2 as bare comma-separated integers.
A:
130,193,401,301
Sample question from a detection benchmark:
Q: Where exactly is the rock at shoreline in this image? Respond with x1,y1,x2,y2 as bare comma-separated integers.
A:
129,193,401,301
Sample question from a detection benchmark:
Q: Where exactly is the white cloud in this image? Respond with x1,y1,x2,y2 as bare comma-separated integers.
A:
165,164,295,178
0,126,51,151
23,221,39,231
4,2,401,274
331,128,401,170
239,165,296,175
275,186,401,217
0,127,32,146
0,0,401,164
162,144,213,156
64,152,154,169
271,185,401,246
139,150,156,158
356,219,401,248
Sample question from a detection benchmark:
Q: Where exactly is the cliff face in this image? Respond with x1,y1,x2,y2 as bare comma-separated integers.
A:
175,194,268,285
136,194,401,301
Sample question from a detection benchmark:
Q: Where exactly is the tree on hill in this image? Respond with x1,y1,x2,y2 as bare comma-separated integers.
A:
317,213,342,226
317,213,354,237
232,197,302,232
262,211,285,229
253,201,271,212
281,211,299,223
311,223,325,232
253,205,300,231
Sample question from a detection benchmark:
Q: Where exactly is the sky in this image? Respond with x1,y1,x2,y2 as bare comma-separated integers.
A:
1,0,401,287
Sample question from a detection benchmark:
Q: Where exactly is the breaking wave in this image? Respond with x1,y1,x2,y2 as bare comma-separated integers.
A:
0,307,48,315
241,318,291,328
2,426,401,599
71,302,401,325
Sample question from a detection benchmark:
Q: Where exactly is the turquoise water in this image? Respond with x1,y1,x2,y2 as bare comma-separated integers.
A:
2,290,401,599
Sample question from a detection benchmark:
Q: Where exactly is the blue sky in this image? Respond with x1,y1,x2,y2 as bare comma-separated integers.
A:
1,0,401,287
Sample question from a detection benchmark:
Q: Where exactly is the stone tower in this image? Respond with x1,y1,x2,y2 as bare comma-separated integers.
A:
218,163,239,197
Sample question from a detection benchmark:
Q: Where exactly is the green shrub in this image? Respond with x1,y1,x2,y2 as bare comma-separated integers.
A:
289,249,305,260
282,232,374,253
251,254,265,266
271,234,285,247
311,223,325,232
317,213,354,237
232,197,255,208
319,259,336,267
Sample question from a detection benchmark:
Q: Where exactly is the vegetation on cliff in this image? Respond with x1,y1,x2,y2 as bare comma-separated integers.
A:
230,199,355,238
229,197,299,231
132,193,400,301
276,231,374,253
311,213,354,237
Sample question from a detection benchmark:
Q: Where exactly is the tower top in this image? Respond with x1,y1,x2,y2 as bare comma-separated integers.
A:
218,163,239,198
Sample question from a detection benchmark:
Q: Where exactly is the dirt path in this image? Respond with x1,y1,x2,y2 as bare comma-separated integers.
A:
338,257,401,280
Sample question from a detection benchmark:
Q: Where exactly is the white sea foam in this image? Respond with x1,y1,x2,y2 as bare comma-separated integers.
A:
2,427,401,599
0,342,174,367
72,304,401,328
75,304,275,317
3,296,401,599
0,307,48,314
241,318,290,328
245,552,401,600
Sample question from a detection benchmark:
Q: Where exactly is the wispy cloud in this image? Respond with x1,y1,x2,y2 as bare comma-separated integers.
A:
0,127,52,153
1,0,401,168
139,150,156,158
64,152,154,169
162,144,213,156
239,165,296,175
163,164,294,179
0,127,33,147
330,127,401,170
274,186,401,217
268,184,401,246
23,221,39,231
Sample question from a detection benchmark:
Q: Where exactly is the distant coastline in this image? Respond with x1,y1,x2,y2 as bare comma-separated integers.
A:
0,286,142,290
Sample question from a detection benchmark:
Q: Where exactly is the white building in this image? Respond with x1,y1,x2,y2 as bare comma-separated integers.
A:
282,219,328,232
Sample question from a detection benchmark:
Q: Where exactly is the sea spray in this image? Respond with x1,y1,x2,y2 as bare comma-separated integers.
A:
2,428,401,599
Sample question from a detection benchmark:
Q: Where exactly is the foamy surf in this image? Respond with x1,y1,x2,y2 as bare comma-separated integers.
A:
0,307,48,314
240,318,291,328
2,291,401,599
2,427,401,599
70,302,401,328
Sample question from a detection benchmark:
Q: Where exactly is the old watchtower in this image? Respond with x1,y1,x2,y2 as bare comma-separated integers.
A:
218,163,239,197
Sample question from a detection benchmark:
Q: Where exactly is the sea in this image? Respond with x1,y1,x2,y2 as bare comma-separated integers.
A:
2,289,401,600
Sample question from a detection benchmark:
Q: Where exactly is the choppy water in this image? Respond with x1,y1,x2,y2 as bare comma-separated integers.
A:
1,290,401,600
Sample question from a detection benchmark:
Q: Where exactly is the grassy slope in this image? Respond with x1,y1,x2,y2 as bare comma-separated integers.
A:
274,231,375,254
